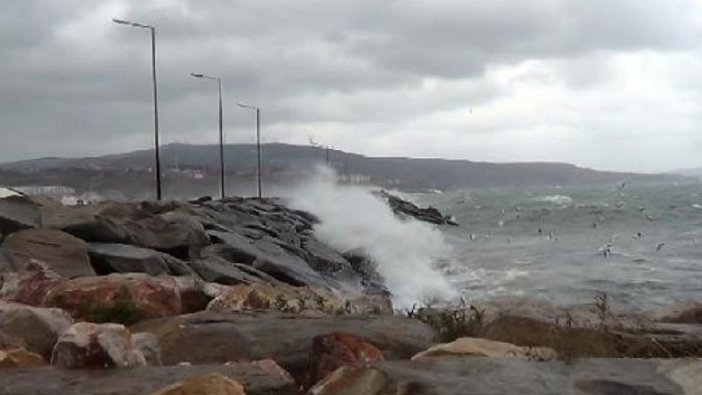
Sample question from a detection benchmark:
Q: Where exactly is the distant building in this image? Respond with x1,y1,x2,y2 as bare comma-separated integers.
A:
14,185,76,198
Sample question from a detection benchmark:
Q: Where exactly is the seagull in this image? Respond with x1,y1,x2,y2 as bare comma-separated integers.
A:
656,243,666,252
633,232,644,239
600,243,613,258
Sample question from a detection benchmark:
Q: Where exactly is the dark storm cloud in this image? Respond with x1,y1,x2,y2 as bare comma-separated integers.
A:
1,0,701,171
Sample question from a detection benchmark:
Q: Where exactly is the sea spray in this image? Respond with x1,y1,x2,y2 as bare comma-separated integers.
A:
284,166,457,308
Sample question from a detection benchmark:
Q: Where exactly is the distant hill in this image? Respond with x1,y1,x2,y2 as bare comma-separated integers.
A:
672,167,702,179
0,143,684,196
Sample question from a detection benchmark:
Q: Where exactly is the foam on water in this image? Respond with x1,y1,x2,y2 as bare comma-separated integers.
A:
284,167,457,308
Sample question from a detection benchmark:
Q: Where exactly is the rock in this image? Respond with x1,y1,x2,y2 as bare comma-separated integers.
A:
307,358,700,395
654,300,702,324
132,332,162,366
306,332,385,388
0,263,62,305
0,229,95,278
0,196,41,234
377,190,458,226
50,322,146,368
87,242,195,277
191,256,280,285
171,276,220,314
43,273,182,324
207,283,339,314
0,302,73,358
0,363,297,395
307,366,389,395
411,337,557,361
41,203,132,244
0,347,46,368
148,373,245,395
131,311,435,381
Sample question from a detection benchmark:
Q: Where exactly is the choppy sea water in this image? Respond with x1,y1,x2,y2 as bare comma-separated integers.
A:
406,181,702,311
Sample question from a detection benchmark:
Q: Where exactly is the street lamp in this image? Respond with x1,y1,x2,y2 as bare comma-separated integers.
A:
112,18,162,201
191,73,225,199
237,103,262,199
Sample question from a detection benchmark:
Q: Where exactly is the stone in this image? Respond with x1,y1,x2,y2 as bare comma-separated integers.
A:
190,256,280,285
131,311,435,381
148,373,245,395
654,300,702,324
306,332,385,387
43,273,182,324
132,332,162,366
0,347,45,368
0,263,62,305
50,322,147,368
307,366,389,395
411,337,557,361
0,195,41,234
0,363,297,394
206,283,339,314
0,302,73,358
41,203,132,244
0,229,95,278
88,242,195,277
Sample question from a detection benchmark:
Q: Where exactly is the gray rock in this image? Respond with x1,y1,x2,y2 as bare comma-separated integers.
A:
131,311,436,382
42,204,132,244
131,332,162,366
0,196,41,234
0,229,96,278
311,358,701,395
191,256,280,285
0,301,73,359
0,363,297,395
88,243,195,277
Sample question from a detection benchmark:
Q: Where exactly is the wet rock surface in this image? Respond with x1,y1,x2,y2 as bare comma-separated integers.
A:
0,364,297,395
0,196,41,234
377,190,458,226
131,311,435,381
50,322,147,368
0,301,73,358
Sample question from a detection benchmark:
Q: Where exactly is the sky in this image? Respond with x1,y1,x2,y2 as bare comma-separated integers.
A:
2,0,702,173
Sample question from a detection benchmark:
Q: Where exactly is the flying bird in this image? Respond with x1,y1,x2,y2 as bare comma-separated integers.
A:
656,243,665,252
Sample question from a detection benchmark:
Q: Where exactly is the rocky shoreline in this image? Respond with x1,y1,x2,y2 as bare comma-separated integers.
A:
1,195,701,394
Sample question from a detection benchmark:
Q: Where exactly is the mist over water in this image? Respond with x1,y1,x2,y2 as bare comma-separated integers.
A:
284,167,457,308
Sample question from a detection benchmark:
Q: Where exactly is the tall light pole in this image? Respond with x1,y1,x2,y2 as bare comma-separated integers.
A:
191,73,225,199
112,18,162,200
237,103,262,199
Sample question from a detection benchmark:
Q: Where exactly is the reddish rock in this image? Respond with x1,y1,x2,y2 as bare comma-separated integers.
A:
308,366,389,395
0,228,95,278
0,347,46,368
249,358,294,383
0,301,73,358
306,332,385,388
0,262,62,305
43,273,182,323
50,322,146,368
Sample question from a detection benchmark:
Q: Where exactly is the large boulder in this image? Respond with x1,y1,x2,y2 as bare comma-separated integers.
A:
0,363,298,394
132,332,162,366
50,322,147,368
0,347,45,368
0,263,62,305
0,229,95,278
0,196,41,234
41,204,132,244
411,337,557,361
147,373,245,395
43,273,182,324
131,311,435,381
87,242,195,277
654,300,702,324
190,256,280,285
306,332,385,388
0,302,73,358
311,358,702,395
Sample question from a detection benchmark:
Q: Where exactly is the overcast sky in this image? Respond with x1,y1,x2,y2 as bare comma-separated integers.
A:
2,0,702,172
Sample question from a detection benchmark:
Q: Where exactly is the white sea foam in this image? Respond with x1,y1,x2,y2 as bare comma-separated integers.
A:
537,195,573,205
284,166,457,308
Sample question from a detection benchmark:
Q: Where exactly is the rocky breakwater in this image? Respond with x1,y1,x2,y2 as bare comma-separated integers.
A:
2,193,701,394
376,190,458,226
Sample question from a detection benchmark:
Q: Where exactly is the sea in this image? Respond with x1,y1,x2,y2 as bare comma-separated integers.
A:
404,181,702,311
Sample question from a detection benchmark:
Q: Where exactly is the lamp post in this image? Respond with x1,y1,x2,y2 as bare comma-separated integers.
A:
191,73,225,199
112,18,162,200
236,103,261,199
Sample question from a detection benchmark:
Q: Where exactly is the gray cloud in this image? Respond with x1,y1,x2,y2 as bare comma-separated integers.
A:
1,0,701,172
